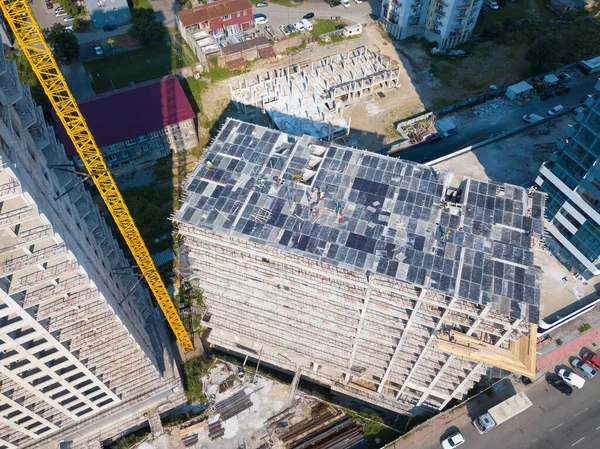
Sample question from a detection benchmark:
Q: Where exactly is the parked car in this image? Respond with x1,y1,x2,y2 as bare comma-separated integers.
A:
294,22,305,32
485,0,499,9
54,11,67,17
255,1,268,6
254,16,268,25
45,1,53,9
555,85,571,96
54,6,64,12
63,16,75,23
369,13,379,20
547,105,564,116
64,25,74,33
583,351,600,371
353,0,364,3
442,128,458,138
424,133,442,144
540,91,554,100
303,12,314,20
522,113,544,124
441,431,465,449
330,1,341,6
279,24,290,36
335,23,346,30
103,25,117,31
557,368,585,389
94,45,104,56
342,0,350,7
287,24,296,33
546,373,573,396
253,13,267,19
571,357,597,379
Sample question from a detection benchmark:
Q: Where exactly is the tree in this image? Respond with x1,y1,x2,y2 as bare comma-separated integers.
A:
43,24,80,64
525,34,566,72
59,0,79,17
128,9,166,44
483,21,503,39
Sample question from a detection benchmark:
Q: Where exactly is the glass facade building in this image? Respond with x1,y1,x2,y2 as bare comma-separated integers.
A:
536,79,600,279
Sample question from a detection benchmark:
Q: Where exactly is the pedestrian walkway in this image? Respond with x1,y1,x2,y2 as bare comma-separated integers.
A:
388,405,469,449
536,323,600,374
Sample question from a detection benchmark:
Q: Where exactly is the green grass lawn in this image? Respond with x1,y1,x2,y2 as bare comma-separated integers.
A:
310,19,339,36
474,0,558,33
86,42,184,93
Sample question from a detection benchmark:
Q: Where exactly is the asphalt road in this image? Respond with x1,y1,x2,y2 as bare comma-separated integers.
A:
410,371,600,449
392,76,600,164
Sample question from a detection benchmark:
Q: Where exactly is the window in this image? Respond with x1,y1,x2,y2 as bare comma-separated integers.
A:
184,132,190,138
137,135,147,142
223,14,231,21
108,143,118,151
243,10,247,16
167,137,172,143
237,12,240,17
107,154,117,162
159,129,166,135
124,138,136,146
120,151,128,158
174,136,179,141
148,131,159,139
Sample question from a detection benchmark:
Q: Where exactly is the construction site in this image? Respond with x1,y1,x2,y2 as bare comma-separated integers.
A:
230,46,401,141
134,360,370,449
173,118,543,415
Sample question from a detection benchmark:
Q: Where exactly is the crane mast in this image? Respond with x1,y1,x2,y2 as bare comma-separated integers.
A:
0,1,194,352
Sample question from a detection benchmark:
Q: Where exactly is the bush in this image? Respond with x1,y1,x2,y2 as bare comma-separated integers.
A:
43,24,80,64
128,9,167,44
59,0,80,16
182,356,214,403
578,323,592,333
556,338,563,346
525,34,566,72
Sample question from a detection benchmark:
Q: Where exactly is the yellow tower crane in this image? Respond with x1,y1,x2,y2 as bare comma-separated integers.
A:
1,1,194,352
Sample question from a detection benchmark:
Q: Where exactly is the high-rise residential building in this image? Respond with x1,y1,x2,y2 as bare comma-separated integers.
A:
536,80,600,279
0,44,185,448
381,0,482,49
174,119,542,414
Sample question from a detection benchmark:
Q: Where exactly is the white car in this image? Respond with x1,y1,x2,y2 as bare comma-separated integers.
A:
342,0,350,6
522,113,543,124
63,25,74,33
254,16,268,25
571,358,596,379
547,105,564,116
441,432,465,449
94,46,104,56
55,11,67,17
63,16,75,23
279,24,290,36
557,368,585,389
294,22,305,32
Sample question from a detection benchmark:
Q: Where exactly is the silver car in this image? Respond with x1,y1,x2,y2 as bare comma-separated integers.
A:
571,357,597,379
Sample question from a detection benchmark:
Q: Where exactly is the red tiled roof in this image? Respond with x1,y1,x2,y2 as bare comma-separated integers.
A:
52,76,195,157
177,0,253,27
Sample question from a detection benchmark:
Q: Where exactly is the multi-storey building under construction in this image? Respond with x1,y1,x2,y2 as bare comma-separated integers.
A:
0,44,185,448
175,119,543,413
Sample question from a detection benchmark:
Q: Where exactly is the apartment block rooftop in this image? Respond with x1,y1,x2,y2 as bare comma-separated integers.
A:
175,119,545,323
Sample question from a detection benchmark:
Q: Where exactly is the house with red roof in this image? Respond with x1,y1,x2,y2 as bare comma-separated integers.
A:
177,0,253,46
52,76,197,176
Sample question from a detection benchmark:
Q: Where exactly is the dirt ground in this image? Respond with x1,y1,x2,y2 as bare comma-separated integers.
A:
200,26,427,151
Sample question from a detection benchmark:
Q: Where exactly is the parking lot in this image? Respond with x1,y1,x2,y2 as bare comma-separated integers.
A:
251,0,377,40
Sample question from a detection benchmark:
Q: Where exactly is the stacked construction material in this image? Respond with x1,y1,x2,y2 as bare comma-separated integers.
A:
215,390,253,421
281,404,365,449
208,420,224,440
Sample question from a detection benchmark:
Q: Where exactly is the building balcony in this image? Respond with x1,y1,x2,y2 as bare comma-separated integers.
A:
13,85,36,130
437,0,449,6
0,224,52,255
29,107,50,151
0,177,20,200
9,259,79,293
435,9,446,17
0,60,23,105
0,244,68,276
0,205,35,230
457,1,471,8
